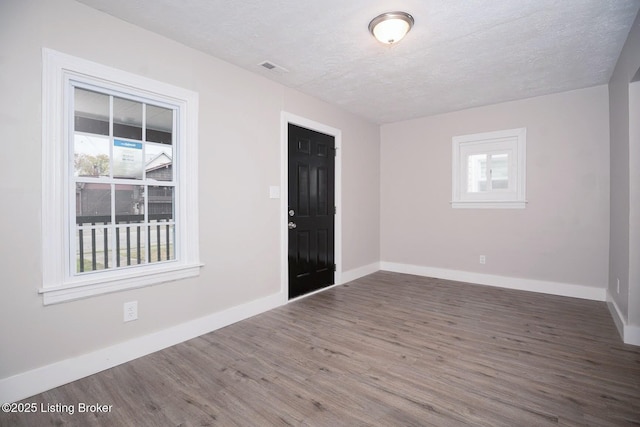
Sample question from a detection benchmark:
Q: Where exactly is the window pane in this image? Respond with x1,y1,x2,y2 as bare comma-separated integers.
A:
148,186,174,219
113,97,143,140
467,154,487,192
145,142,173,182
491,153,509,190
116,226,146,266
74,88,109,136
146,105,173,144
149,224,175,263
115,185,145,223
148,185,174,263
76,228,111,273
76,182,112,224
74,134,110,177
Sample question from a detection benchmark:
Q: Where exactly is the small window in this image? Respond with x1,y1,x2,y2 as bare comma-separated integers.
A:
452,128,526,209
42,49,201,304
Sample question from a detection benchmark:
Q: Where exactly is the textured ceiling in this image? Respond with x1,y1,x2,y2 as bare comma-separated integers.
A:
75,0,639,124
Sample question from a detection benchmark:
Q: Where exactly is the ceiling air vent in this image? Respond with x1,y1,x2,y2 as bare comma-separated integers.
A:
258,61,289,74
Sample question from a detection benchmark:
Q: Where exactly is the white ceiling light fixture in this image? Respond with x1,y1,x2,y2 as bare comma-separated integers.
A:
368,11,414,45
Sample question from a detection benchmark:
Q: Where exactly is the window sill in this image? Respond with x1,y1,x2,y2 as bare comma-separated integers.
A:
451,200,527,209
39,263,203,305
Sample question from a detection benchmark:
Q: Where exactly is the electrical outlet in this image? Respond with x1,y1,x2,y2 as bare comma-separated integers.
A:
479,255,486,265
617,278,620,294
123,301,138,322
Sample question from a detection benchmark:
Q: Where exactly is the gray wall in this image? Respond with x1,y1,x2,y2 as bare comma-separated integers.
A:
381,86,610,288
609,12,640,327
0,0,380,380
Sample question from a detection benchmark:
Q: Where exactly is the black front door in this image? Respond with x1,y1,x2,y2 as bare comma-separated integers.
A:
288,123,335,299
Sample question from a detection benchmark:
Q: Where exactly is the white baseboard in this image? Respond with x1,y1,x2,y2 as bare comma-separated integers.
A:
607,291,640,346
380,262,607,301
606,291,626,339
0,291,284,404
340,262,380,284
0,261,383,404
1,261,625,404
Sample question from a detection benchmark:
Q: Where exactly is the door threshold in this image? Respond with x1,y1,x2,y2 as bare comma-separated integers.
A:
288,282,340,303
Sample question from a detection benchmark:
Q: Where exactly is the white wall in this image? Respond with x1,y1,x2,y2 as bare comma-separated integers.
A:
608,11,640,343
630,80,640,333
0,0,380,394
381,86,610,294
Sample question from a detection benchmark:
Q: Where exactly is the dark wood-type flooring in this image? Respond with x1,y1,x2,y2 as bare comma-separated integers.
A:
3,271,640,426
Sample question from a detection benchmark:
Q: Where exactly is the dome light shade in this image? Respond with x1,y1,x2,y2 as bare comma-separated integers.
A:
368,11,414,44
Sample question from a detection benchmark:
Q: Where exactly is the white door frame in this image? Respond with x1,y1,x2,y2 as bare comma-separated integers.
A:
280,112,342,302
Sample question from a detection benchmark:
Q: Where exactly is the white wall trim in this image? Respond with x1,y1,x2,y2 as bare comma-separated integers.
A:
451,127,527,208
381,262,607,301
41,48,201,304
606,291,626,339
340,262,380,284
280,112,342,301
607,290,640,346
1,259,383,403
2,265,629,403
0,291,283,404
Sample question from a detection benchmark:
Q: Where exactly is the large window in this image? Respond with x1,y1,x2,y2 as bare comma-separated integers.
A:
451,128,526,209
42,49,200,304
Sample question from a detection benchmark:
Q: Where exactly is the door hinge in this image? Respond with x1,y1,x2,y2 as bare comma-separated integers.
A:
334,206,337,214
333,264,337,272
331,147,337,157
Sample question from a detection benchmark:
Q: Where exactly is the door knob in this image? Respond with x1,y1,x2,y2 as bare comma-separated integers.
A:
288,221,297,230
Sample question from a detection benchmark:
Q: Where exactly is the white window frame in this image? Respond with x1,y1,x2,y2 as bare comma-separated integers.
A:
451,127,526,209
41,48,201,305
